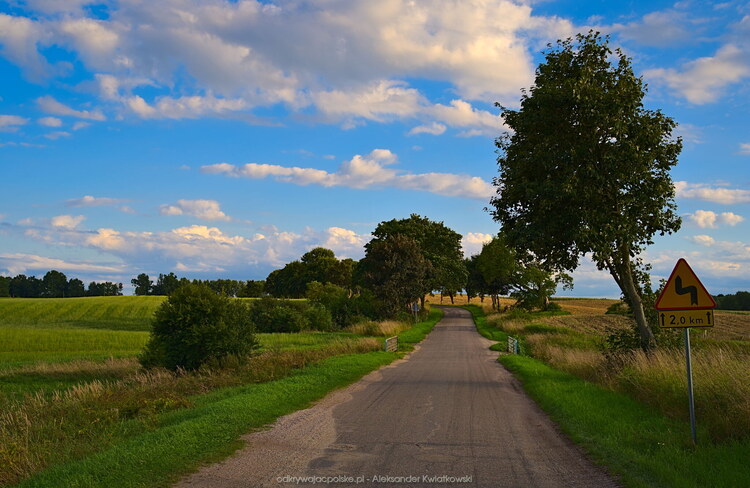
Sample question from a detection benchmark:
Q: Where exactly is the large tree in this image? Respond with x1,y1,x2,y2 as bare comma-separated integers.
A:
489,32,682,351
357,234,431,318
131,273,152,296
42,270,68,298
368,214,466,307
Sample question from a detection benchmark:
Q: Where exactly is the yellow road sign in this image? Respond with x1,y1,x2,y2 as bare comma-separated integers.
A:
655,258,716,311
658,309,714,328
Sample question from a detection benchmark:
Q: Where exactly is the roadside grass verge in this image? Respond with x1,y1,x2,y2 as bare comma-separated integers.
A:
501,355,750,488
1,311,443,487
466,305,750,487
14,352,396,488
397,307,443,350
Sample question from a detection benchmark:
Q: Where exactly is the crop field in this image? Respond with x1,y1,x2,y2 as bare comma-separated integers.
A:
0,296,165,331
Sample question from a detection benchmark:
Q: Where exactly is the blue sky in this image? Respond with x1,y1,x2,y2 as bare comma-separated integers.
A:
1,0,749,297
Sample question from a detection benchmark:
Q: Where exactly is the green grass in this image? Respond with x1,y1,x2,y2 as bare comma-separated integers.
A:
468,305,750,488
464,304,509,343
15,352,396,488
501,355,750,488
396,307,443,348
0,296,164,331
0,328,150,369
8,309,443,488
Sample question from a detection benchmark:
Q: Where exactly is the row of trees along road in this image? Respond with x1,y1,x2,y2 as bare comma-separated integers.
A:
489,32,682,352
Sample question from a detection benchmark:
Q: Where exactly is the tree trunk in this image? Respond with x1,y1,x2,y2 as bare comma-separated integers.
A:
450,293,455,304
610,256,656,352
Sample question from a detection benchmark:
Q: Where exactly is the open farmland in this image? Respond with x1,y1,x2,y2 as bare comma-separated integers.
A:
0,295,443,486
0,296,165,331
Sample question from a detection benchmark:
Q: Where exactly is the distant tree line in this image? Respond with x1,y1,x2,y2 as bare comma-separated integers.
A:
0,271,123,298
131,272,265,297
714,291,750,311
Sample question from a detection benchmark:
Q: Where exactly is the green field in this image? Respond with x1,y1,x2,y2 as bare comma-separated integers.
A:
0,295,443,487
0,296,165,331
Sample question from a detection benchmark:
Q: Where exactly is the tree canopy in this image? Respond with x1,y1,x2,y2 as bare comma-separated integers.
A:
367,214,466,305
489,32,682,350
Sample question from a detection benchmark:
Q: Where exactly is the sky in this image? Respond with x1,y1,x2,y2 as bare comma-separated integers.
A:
1,0,749,297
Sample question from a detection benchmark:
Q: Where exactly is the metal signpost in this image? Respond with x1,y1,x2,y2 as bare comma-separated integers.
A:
654,258,717,445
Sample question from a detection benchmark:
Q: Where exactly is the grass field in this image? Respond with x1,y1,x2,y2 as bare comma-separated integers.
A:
0,295,443,487
469,303,750,488
0,296,164,331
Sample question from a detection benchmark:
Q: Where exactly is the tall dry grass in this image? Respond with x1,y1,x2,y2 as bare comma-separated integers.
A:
487,308,750,442
0,337,380,486
346,320,409,337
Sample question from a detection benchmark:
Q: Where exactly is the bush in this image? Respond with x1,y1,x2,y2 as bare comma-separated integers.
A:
139,284,259,370
305,282,379,328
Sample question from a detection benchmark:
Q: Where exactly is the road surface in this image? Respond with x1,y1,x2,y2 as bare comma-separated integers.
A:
176,307,619,487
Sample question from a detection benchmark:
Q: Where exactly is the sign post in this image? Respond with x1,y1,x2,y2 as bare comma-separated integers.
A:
655,258,717,445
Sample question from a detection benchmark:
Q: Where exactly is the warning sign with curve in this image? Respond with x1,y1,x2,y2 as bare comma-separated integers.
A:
655,258,717,311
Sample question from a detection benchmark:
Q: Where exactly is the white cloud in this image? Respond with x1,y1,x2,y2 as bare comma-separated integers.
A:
36,95,105,121
202,149,494,199
50,214,85,229
689,210,718,228
720,212,745,226
0,253,124,276
72,121,90,130
38,116,62,127
408,122,447,136
57,18,120,67
462,232,493,257
612,10,692,46
740,143,750,155
646,44,750,104
66,195,125,207
690,234,716,246
675,181,750,204
22,220,371,274
0,1,564,130
44,131,71,139
159,199,231,221
124,93,249,120
0,13,52,81
0,114,30,129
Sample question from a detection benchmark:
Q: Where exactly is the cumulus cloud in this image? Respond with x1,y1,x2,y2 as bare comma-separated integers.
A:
690,234,715,246
50,214,85,229
646,44,750,104
462,232,493,257
22,221,371,274
0,0,562,132
0,13,52,81
66,195,125,207
201,149,494,199
36,95,105,121
675,181,750,204
159,199,231,221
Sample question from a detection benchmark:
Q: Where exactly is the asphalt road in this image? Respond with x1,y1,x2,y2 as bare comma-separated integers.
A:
177,307,620,488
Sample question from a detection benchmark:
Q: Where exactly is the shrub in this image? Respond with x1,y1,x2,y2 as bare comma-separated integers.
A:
139,284,259,370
